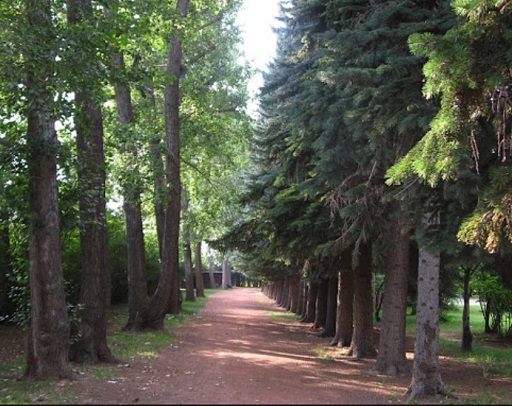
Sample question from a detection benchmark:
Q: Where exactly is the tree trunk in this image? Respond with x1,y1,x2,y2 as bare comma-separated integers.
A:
147,89,166,262
207,247,217,288
222,259,231,289
183,228,195,302
162,0,190,314
280,278,289,309
348,242,376,358
314,277,329,329
461,266,474,352
297,279,306,317
122,201,150,330
67,0,112,363
331,267,353,347
24,0,72,379
320,273,338,337
301,280,318,323
195,242,205,297
71,91,112,363
288,272,301,314
406,245,452,399
107,49,151,331
375,208,411,375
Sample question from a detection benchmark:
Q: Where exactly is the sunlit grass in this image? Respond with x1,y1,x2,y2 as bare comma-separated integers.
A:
405,302,512,378
440,338,512,378
268,311,301,320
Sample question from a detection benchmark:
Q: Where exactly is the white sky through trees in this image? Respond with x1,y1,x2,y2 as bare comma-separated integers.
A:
236,0,281,115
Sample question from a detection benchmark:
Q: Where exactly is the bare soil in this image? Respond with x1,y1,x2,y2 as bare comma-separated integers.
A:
2,287,512,404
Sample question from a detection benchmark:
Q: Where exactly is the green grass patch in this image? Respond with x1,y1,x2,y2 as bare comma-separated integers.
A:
268,311,301,320
440,338,512,378
0,380,66,405
108,289,216,360
405,302,512,379
439,303,486,334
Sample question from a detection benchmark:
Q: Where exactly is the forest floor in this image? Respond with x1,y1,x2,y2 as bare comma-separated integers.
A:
2,287,512,404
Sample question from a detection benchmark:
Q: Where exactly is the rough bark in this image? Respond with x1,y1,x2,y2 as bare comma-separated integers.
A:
281,278,290,309
375,208,411,375
207,247,217,288
162,0,190,314
222,259,231,289
301,281,318,323
297,279,306,317
406,246,453,400
24,0,72,379
195,242,205,297
67,0,112,363
313,277,329,329
122,201,150,330
331,266,354,347
348,242,377,358
147,89,166,262
320,273,338,337
288,272,301,314
107,50,150,331
183,228,195,302
71,91,112,363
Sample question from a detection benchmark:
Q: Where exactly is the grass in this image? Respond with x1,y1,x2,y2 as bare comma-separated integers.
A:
406,302,512,379
267,311,301,320
0,289,218,404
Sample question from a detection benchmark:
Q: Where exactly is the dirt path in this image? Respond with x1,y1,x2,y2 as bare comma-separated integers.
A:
63,288,512,404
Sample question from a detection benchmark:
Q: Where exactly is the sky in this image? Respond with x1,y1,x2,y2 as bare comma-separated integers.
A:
236,0,282,115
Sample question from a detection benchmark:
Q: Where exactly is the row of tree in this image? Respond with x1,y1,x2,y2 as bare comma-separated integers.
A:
0,0,252,380
214,0,512,400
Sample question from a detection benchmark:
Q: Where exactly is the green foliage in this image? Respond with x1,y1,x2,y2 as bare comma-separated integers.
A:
388,0,512,262
471,270,512,336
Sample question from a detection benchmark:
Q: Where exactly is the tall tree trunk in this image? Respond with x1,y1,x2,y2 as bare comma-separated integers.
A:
71,92,112,362
375,207,411,375
67,0,112,363
461,266,474,352
314,277,328,329
108,50,151,331
406,245,452,399
207,247,217,288
222,258,231,289
320,273,338,338
280,278,290,309
195,242,205,297
297,278,306,317
301,280,317,323
162,0,190,314
348,242,376,358
183,226,195,302
122,201,150,330
147,88,166,262
331,267,353,347
24,0,71,379
288,272,301,314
